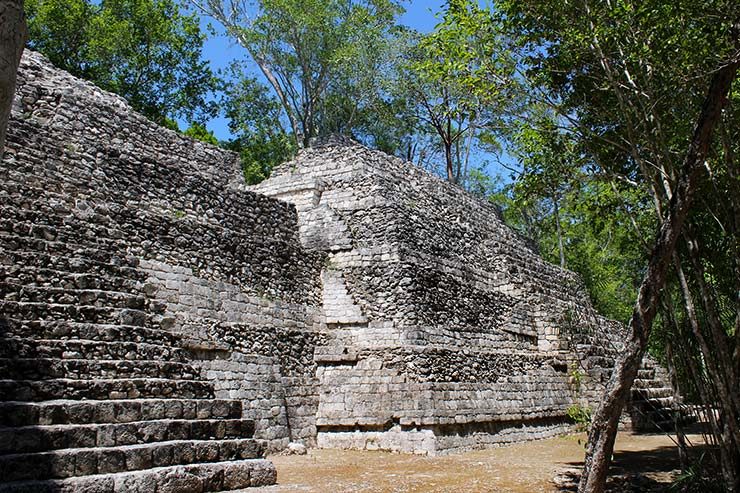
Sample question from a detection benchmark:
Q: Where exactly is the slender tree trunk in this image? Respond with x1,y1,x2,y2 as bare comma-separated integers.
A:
681,229,740,490
445,116,455,183
237,35,303,148
673,252,740,488
461,124,475,189
577,50,739,493
0,0,26,158
444,140,454,183
454,138,461,183
683,227,740,413
554,196,566,268
661,315,688,471
721,118,740,395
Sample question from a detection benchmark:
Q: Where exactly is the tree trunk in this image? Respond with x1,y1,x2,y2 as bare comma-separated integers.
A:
444,137,455,183
234,32,303,148
0,0,26,158
672,252,739,483
681,229,740,489
577,50,740,493
554,196,566,268
720,117,740,393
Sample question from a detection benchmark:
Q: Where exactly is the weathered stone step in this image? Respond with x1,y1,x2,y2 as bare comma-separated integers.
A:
1,196,299,255
0,210,127,247
0,378,214,402
636,396,674,409
1,170,299,245
0,202,78,227
0,438,266,481
0,399,243,427
0,418,256,454
636,369,655,379
631,410,693,432
575,343,618,357
0,318,180,346
587,355,615,368
0,301,154,328
632,378,667,389
0,282,147,311
0,358,198,381
0,457,276,492
0,236,141,279
632,387,673,400
0,177,74,206
0,338,189,362
0,259,142,293
648,419,677,432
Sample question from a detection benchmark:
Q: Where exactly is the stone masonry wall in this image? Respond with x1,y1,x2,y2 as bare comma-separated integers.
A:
251,136,678,454
2,51,327,459
0,50,678,477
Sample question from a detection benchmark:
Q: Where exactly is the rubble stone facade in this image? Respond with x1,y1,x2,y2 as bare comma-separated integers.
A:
0,51,676,490
250,138,676,455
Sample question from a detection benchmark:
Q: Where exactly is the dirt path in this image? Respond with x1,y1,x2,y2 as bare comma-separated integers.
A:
250,432,702,492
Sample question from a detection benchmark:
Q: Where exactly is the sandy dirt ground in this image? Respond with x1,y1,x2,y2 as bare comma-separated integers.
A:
248,432,708,492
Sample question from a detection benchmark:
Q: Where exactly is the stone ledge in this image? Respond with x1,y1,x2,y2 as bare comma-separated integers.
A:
0,458,276,492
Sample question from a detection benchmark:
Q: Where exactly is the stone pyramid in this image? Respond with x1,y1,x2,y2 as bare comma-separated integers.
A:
251,136,679,454
0,50,679,493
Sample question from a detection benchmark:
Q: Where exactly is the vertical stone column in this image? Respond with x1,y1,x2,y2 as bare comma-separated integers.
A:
0,0,26,157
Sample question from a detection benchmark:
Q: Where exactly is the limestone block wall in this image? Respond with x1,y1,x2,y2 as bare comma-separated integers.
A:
2,51,327,460
1,50,678,471
251,137,678,454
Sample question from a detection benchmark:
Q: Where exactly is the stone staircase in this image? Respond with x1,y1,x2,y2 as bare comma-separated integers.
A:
630,361,695,432
574,338,691,433
0,174,276,491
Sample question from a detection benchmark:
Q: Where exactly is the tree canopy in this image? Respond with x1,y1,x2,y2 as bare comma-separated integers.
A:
25,0,218,124
190,0,403,148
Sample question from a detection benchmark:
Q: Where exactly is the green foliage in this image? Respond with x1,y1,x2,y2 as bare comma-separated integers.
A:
221,65,296,184
494,0,740,487
196,0,403,147
669,453,724,493
24,0,94,72
568,363,583,392
183,122,219,146
25,0,218,124
232,133,296,185
566,403,592,431
493,125,648,323
395,0,517,182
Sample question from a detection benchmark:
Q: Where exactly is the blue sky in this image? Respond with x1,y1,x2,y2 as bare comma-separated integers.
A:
192,1,443,141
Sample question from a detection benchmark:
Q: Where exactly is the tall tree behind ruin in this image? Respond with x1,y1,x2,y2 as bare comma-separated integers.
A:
392,0,516,185
0,0,26,158
189,0,403,149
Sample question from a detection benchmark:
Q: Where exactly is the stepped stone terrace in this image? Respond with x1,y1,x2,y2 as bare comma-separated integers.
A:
0,51,678,491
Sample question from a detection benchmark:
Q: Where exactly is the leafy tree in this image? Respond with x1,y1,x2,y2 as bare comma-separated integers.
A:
506,113,583,268
25,0,218,124
495,0,740,489
190,0,403,148
183,122,219,145
396,0,516,184
220,65,295,183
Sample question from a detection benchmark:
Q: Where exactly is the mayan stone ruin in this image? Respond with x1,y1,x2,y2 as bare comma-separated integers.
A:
0,51,679,491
